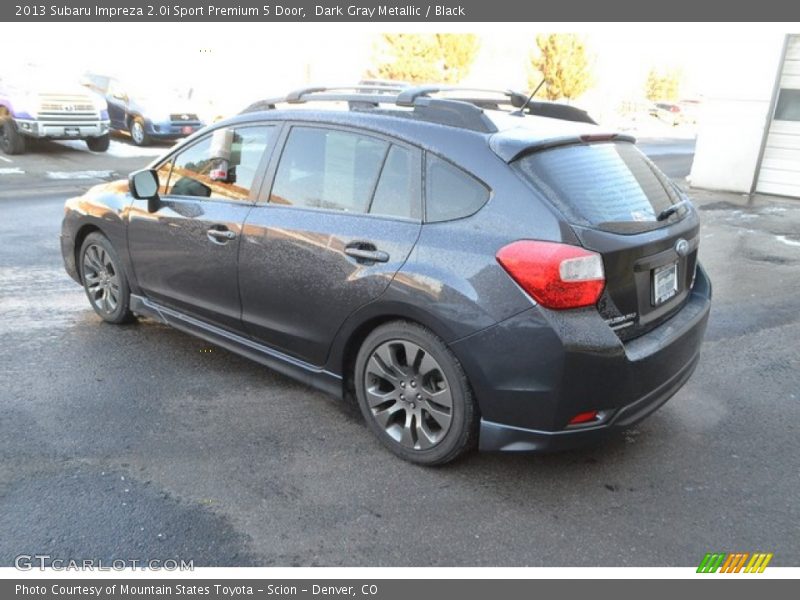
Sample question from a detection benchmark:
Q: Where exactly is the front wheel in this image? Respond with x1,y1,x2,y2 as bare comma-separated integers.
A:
79,232,135,324
129,117,149,146
354,321,479,465
0,117,26,155
86,134,110,152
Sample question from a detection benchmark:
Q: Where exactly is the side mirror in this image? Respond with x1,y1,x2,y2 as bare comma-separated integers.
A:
129,169,160,212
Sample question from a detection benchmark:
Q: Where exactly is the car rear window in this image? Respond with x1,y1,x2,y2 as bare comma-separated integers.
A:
514,142,686,233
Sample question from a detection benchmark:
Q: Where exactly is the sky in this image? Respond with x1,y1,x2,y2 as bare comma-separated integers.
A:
0,23,790,121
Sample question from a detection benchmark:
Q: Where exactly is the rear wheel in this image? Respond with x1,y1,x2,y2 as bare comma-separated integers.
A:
0,116,26,155
354,321,478,465
79,233,135,324
129,117,149,146
86,134,110,152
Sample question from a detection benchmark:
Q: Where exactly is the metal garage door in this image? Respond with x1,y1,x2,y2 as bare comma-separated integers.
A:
757,35,800,197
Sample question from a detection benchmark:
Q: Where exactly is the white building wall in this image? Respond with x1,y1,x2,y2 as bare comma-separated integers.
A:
689,35,787,193
756,35,800,197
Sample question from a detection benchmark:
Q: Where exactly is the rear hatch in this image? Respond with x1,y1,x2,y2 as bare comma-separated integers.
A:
510,138,698,340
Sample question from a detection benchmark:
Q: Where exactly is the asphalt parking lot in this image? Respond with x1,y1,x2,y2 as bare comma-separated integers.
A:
0,137,798,567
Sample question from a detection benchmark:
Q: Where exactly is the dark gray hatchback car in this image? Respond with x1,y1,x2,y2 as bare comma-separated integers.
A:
61,85,711,465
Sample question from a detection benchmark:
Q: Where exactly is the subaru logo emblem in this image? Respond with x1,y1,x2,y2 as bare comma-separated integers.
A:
675,238,690,257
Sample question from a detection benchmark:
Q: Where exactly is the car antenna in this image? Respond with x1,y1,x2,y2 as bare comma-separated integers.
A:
513,79,545,116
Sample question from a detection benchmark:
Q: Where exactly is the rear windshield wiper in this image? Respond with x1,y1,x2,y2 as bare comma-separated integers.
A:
657,199,691,221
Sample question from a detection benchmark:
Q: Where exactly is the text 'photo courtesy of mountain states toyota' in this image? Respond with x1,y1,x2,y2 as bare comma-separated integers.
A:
60,84,711,466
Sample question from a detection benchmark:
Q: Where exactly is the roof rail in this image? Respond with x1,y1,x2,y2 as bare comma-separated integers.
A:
241,85,498,132
357,78,411,89
396,85,524,107
396,85,596,124
239,84,596,130
285,84,407,102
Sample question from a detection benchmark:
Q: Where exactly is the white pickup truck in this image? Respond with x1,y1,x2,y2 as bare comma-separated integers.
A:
0,70,111,155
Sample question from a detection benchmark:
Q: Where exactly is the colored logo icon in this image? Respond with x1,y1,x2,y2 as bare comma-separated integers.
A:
697,552,773,573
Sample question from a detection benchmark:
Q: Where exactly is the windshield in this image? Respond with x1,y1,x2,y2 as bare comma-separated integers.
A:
514,141,688,234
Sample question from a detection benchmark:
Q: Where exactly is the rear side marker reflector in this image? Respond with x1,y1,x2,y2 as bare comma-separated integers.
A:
568,410,600,425
496,240,605,309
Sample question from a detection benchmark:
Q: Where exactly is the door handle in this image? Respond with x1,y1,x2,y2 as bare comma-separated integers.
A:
207,227,236,243
344,242,389,263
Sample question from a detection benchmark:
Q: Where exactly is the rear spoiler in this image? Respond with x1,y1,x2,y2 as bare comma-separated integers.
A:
489,130,637,163
521,101,596,124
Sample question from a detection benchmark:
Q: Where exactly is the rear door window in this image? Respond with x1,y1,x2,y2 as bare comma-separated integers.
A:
514,142,686,233
425,155,490,222
369,145,421,220
270,126,388,213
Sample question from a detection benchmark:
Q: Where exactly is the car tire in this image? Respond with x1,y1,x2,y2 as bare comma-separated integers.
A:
86,134,110,152
79,232,135,324
129,117,149,146
354,321,479,465
0,116,26,155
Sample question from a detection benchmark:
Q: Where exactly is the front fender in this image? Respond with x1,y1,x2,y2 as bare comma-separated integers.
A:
61,180,138,292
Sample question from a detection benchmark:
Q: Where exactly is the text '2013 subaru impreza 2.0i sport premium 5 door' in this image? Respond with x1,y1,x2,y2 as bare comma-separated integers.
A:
61,85,712,465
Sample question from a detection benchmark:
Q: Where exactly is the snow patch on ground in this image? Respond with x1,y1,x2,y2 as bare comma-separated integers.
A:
775,235,800,248
106,140,167,158
0,167,25,175
56,139,167,158
46,170,114,180
0,266,89,335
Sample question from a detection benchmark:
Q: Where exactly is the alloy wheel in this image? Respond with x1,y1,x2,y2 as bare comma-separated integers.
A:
83,243,120,315
364,339,453,450
131,121,144,145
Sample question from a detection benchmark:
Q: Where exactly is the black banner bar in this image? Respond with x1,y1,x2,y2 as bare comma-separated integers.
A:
2,0,800,22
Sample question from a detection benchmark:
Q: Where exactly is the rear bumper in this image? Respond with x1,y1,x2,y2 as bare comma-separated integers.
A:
479,348,700,451
451,265,712,452
144,119,203,139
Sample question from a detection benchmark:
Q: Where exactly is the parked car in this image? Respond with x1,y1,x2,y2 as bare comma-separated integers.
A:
678,99,703,125
650,101,685,126
82,73,205,146
0,68,110,154
61,85,711,465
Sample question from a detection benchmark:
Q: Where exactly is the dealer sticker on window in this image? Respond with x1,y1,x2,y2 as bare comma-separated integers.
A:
653,262,678,305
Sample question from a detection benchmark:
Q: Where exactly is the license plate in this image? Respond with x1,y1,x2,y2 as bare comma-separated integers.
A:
64,127,80,137
653,262,678,305
181,126,193,134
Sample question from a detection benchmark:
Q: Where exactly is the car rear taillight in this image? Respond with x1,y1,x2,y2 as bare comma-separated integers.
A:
496,240,605,309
